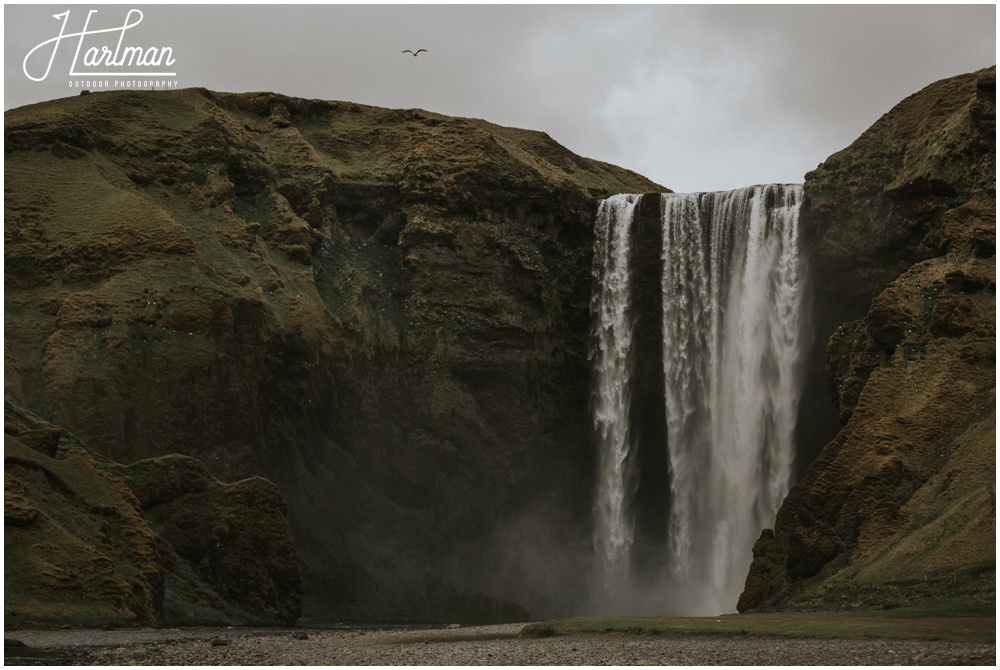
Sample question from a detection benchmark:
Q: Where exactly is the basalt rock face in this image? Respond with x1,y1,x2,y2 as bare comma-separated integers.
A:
104,454,303,625
739,67,995,612
4,406,164,628
4,88,662,621
3,401,302,628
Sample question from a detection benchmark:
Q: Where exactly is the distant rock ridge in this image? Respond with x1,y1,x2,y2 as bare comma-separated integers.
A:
739,66,995,612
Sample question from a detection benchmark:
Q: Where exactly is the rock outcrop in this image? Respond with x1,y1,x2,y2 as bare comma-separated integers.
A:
104,454,303,625
739,67,995,612
4,401,302,628
13,69,989,624
4,88,662,621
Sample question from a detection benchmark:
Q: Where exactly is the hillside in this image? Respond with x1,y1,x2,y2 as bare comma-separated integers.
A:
4,88,663,623
5,68,994,626
739,66,995,612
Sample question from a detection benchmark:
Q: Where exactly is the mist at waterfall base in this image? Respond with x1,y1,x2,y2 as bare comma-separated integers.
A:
588,185,807,617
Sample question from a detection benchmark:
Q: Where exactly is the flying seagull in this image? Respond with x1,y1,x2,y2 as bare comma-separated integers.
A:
403,49,427,56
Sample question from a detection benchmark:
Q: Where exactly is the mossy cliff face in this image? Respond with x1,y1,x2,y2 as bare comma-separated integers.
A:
4,88,662,621
739,67,995,612
4,401,302,628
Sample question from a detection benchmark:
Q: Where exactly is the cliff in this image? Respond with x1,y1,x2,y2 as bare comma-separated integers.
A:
4,88,662,622
739,67,995,612
4,400,301,628
8,68,992,626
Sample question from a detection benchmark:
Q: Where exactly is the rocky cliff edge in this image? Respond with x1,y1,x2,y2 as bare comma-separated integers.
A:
739,66,995,612
4,88,663,622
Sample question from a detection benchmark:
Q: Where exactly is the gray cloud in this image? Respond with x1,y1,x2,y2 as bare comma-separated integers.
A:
5,4,995,192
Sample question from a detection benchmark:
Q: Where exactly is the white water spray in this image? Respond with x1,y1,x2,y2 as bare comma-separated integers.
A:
590,184,805,615
590,194,641,607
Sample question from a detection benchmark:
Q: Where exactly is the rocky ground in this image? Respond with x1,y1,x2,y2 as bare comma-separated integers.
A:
5,624,995,666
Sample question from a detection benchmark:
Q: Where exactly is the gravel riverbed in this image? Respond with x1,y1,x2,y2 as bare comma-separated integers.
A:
6,624,995,666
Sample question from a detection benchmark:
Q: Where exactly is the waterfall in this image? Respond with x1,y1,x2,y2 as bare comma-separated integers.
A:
590,184,805,616
590,193,641,607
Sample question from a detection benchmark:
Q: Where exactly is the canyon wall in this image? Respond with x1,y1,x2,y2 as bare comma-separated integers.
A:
6,66,993,626
4,88,661,623
739,66,995,612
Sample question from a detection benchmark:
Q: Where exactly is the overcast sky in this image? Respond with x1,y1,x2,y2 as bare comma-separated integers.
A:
5,3,996,192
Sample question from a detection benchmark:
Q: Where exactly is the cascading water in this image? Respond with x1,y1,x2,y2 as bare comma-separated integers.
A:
590,194,641,609
660,184,805,614
590,184,806,616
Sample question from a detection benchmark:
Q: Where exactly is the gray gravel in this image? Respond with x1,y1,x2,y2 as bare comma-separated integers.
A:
5,624,995,666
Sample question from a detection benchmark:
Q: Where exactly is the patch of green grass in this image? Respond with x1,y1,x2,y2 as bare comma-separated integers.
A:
520,606,995,644
520,623,555,638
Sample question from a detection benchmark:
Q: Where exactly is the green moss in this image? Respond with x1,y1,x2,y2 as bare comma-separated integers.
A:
521,606,995,643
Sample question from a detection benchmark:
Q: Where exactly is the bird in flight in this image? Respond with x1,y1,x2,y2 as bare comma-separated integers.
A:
403,49,427,56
